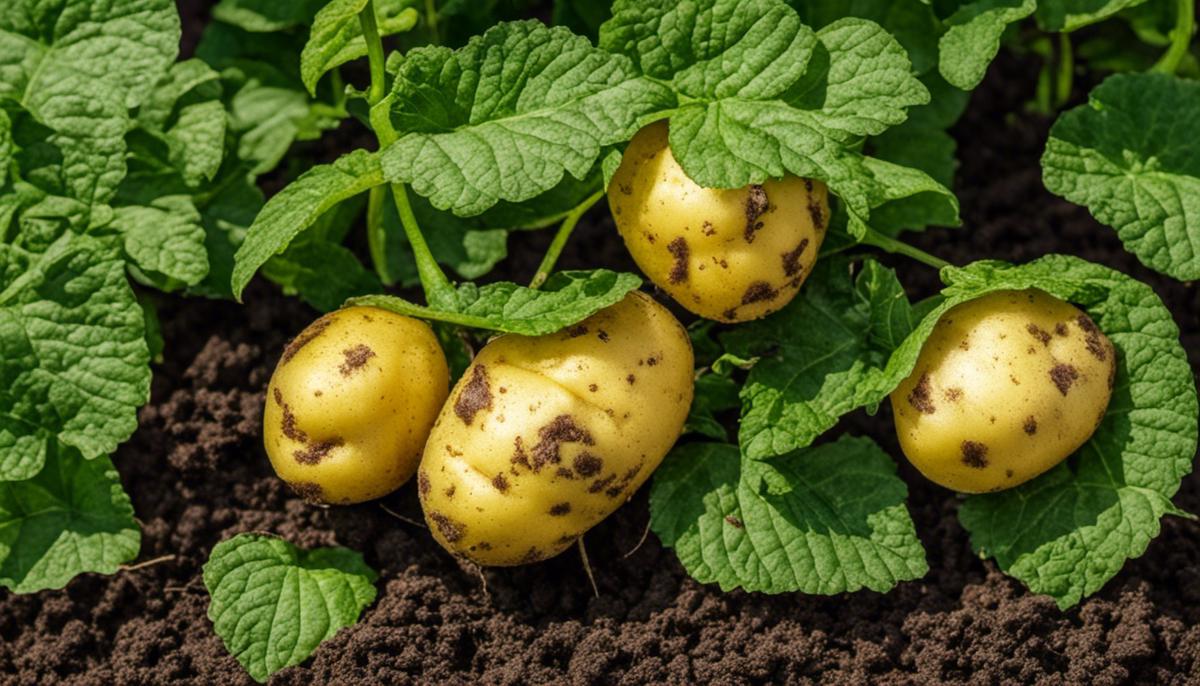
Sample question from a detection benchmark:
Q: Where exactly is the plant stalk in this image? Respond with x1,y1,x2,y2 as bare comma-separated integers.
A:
861,228,952,270
1054,32,1074,108
390,182,456,306
1153,0,1195,75
366,185,394,285
529,188,605,289
425,0,440,45
359,3,387,106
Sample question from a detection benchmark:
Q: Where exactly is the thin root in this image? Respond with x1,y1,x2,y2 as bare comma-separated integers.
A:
380,503,427,528
623,519,651,559
577,537,600,598
120,554,176,572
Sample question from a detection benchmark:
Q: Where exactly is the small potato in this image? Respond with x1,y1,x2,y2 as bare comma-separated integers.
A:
264,306,449,504
608,120,829,322
891,289,1116,494
419,291,694,565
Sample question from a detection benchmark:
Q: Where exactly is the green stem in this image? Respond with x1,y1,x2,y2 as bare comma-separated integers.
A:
1054,32,1073,108
359,0,453,304
529,188,605,289
366,185,393,285
1153,0,1195,75
424,0,440,45
861,228,951,270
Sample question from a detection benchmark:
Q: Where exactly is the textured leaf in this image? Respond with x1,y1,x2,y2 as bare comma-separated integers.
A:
0,230,150,480
938,0,1036,90
231,84,342,176
788,0,943,76
204,534,377,683
0,442,140,593
651,436,928,594
262,241,382,313
685,372,741,441
381,20,672,216
1035,0,1151,31
112,196,210,290
920,256,1197,609
232,150,384,298
211,0,327,32
1043,73,1200,281
350,270,642,335
723,258,919,460
301,0,419,96
0,109,11,187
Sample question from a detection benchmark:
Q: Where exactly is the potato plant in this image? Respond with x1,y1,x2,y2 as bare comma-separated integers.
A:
1,0,1197,683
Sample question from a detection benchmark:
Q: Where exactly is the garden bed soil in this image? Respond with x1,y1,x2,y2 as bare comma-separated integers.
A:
2,20,1200,686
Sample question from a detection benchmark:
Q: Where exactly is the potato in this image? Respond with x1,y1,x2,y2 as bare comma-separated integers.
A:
418,291,694,565
608,120,830,322
890,289,1116,494
264,306,449,505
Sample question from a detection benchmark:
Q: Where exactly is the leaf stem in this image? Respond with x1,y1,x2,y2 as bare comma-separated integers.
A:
389,182,456,306
366,185,394,285
359,1,387,106
1054,32,1073,108
860,228,951,270
424,0,440,45
1153,0,1195,75
529,188,605,289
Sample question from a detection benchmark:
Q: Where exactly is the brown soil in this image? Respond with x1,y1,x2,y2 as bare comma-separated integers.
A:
2,13,1199,686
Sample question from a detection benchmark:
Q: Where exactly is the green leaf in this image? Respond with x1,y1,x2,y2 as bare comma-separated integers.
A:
301,0,419,96
685,372,741,441
917,256,1197,609
203,533,378,683
262,241,382,313
0,230,150,480
112,196,210,291
788,0,944,76
0,442,140,593
381,20,672,216
651,436,928,594
137,60,228,186
230,84,342,176
1035,0,1151,31
211,0,327,32
1043,73,1200,281
350,270,642,335
723,257,919,460
232,150,384,299
938,0,1036,90
0,109,11,187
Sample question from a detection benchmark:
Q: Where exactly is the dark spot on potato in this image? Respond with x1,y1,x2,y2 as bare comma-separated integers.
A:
741,281,778,305
478,542,492,551
908,373,936,414
725,515,744,529
428,511,465,543
1027,324,1052,346
567,324,589,338
417,470,431,496
555,467,575,479
626,374,636,385
273,388,283,406
294,437,343,465
643,231,653,243
531,415,595,471
960,441,989,469
556,534,579,545
313,390,323,397
1027,346,1037,355
454,365,493,425
588,474,616,494
959,339,970,351
598,330,610,343
989,416,996,424
1076,315,1109,361
549,502,571,516
280,403,307,443
287,481,325,504
1024,416,1038,435
573,452,603,477
667,237,689,284
281,315,333,364
1010,375,1021,385
646,355,659,367
618,182,633,195
520,548,544,564
491,473,509,492
1050,363,1079,395
782,238,810,277
511,436,531,470
722,308,738,321
1055,323,1069,337
944,387,963,402
1006,470,1015,478
499,386,508,394
807,198,825,233
588,383,598,393
702,221,716,236
744,185,769,242
606,467,642,498
337,344,376,376
445,485,456,498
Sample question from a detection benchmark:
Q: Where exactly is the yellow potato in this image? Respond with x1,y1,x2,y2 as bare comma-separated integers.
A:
419,291,694,565
608,120,830,322
264,306,449,504
891,289,1116,493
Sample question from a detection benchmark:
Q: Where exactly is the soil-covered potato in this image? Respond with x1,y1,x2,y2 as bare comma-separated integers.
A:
891,289,1116,493
264,306,449,504
419,291,694,565
608,120,829,322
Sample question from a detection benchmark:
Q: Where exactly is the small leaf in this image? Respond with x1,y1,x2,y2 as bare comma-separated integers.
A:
1035,0,1152,31
0,442,141,593
651,436,928,594
113,196,210,291
382,20,672,216
1043,73,1200,281
232,150,384,298
685,372,741,441
349,270,642,335
301,0,419,96
788,0,943,76
211,0,327,32
938,0,1036,90
203,533,378,683
262,241,382,313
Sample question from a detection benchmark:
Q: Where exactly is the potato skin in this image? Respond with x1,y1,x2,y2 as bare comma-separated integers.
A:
419,291,694,565
890,290,1116,494
264,306,449,504
608,120,829,322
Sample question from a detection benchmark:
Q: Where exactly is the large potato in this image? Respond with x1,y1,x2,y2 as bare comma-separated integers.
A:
264,306,449,504
608,120,829,322
891,289,1116,493
419,291,694,565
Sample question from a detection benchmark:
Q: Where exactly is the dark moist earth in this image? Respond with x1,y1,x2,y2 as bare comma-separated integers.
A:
4,32,1200,686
